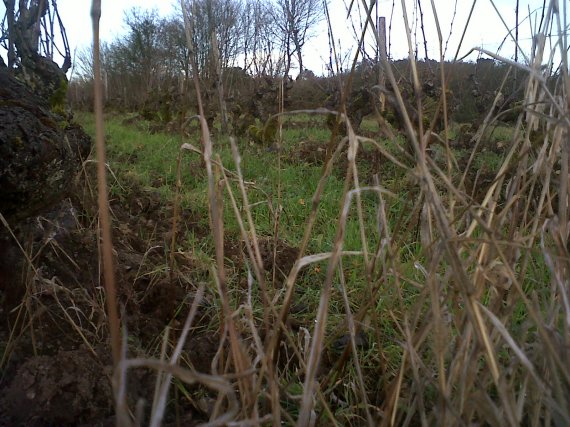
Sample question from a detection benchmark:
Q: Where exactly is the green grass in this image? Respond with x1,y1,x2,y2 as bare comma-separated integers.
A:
76,111,409,365
74,111,519,331
74,108,563,425
78,112,387,256
78,113,181,198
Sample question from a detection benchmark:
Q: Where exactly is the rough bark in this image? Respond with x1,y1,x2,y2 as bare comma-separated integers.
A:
0,65,92,221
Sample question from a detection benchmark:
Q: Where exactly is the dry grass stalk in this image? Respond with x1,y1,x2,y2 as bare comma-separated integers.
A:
90,0,121,368
181,0,255,418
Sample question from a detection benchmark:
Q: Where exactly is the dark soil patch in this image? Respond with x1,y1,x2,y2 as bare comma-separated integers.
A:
0,176,218,425
223,236,299,285
1,349,113,426
258,237,299,282
285,139,384,181
0,129,306,424
288,139,327,165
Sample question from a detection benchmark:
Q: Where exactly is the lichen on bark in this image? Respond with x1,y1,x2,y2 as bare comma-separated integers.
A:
0,66,92,221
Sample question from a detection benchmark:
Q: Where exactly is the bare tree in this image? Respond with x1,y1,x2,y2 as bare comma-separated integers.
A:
74,4,241,111
159,17,190,86
1,0,71,97
119,8,164,92
242,0,276,76
1,0,71,68
269,0,324,77
76,8,185,109
181,0,243,78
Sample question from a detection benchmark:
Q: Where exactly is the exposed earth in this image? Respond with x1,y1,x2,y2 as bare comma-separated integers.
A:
0,152,307,425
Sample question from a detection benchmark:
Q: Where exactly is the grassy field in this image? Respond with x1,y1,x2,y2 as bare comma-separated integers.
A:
77,111,411,334
0,0,567,424
73,97,569,425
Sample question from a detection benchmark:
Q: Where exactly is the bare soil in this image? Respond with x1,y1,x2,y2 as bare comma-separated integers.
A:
285,138,384,180
0,161,303,425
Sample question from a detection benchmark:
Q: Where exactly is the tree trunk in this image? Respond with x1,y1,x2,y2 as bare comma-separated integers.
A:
0,65,92,221
4,0,16,70
211,32,228,134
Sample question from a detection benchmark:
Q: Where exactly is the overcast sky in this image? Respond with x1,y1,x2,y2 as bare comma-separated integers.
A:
2,0,564,76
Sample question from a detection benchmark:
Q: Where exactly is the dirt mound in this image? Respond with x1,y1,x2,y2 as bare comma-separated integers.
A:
0,173,218,425
223,236,299,284
286,139,383,180
1,349,113,426
258,237,299,279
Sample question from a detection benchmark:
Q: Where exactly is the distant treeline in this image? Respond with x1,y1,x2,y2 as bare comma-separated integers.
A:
68,5,541,129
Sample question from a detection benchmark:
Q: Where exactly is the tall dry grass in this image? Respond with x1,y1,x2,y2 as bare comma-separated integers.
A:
90,0,570,425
